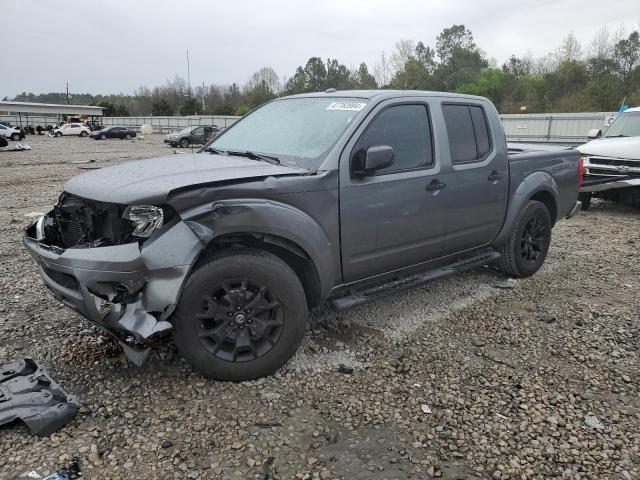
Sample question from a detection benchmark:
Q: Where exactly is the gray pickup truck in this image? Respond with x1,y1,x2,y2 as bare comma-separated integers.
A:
24,90,582,381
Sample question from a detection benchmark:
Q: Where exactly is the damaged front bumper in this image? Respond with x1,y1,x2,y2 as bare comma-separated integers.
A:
23,216,203,364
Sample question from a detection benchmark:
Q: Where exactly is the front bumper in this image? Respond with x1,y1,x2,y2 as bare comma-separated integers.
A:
23,217,203,358
163,138,177,145
581,176,640,193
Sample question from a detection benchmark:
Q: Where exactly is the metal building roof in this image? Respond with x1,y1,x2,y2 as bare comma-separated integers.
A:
0,101,103,116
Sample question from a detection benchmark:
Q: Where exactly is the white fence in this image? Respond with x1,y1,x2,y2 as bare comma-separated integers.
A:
500,112,615,144
102,115,240,133
0,111,619,144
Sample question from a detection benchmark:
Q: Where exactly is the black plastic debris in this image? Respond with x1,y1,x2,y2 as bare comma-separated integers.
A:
337,364,354,374
42,457,81,480
0,358,78,436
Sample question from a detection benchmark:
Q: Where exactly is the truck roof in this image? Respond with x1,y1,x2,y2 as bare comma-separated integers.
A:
285,89,489,102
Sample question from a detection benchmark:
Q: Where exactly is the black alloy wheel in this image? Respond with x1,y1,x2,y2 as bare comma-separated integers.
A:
197,279,283,362
520,215,548,265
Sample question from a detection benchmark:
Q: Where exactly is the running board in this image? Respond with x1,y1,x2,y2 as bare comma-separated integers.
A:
329,250,501,312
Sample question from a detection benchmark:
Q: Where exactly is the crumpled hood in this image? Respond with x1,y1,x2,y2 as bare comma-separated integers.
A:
64,153,306,204
577,136,640,160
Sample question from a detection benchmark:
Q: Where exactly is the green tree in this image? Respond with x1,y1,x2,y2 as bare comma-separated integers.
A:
180,98,199,115
152,99,173,116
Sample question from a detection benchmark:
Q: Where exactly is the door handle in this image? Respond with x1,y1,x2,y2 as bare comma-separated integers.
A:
426,180,447,192
488,171,504,182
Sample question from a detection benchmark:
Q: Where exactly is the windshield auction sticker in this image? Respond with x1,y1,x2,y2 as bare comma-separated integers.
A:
326,101,367,111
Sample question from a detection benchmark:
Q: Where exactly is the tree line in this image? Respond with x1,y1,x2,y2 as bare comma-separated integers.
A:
9,24,640,115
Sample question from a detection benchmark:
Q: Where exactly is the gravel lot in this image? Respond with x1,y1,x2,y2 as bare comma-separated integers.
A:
0,135,638,479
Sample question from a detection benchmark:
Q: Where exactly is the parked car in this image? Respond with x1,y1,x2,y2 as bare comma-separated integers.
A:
0,123,24,141
90,126,137,140
24,90,581,381
577,107,640,209
52,123,91,137
164,125,220,148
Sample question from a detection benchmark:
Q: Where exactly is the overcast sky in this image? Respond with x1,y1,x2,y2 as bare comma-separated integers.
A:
3,0,639,98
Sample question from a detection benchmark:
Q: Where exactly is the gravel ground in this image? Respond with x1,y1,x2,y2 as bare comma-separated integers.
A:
0,135,638,479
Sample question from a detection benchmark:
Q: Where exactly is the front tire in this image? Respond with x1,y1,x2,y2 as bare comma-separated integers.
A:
11,133,21,141
179,138,189,148
100,134,106,140
55,131,62,137
173,249,307,381
498,200,552,277
80,131,88,137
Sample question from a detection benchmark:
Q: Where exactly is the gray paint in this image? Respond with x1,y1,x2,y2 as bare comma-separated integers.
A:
24,90,580,358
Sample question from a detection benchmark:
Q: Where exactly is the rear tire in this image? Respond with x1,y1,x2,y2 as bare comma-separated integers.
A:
498,200,552,277
173,249,307,381
125,134,132,140
578,193,591,211
80,131,88,137
179,138,189,148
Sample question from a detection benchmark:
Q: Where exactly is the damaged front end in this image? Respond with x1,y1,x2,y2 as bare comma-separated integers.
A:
24,193,203,365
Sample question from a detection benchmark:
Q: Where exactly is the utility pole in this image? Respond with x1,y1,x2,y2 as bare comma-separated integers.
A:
202,81,205,113
186,50,191,99
65,82,70,104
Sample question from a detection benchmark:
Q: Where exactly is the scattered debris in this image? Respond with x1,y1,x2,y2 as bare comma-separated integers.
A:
492,278,518,289
420,404,433,414
584,415,605,430
160,440,173,449
337,364,354,374
0,359,78,436
41,457,80,480
254,421,282,428
257,456,274,480
539,313,557,324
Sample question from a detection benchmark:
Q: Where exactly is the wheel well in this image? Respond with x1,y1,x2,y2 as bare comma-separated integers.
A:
530,190,557,225
195,233,322,309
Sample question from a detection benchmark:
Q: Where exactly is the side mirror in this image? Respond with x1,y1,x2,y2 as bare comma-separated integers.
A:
362,145,394,175
587,128,602,140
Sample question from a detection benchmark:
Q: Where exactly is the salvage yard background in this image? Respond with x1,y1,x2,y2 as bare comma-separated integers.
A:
0,135,638,479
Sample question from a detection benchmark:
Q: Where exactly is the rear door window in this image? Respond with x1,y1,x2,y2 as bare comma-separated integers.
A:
442,104,492,164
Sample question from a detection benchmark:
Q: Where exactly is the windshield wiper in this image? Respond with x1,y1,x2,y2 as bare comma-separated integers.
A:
204,147,228,155
604,134,628,138
226,150,280,165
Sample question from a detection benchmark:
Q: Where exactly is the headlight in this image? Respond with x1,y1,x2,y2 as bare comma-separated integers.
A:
122,205,163,237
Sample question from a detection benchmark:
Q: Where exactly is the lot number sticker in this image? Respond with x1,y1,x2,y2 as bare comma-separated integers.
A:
326,101,367,111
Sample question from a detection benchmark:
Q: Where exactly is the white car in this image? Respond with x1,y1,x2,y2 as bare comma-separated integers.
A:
577,107,640,209
53,123,91,137
0,124,23,141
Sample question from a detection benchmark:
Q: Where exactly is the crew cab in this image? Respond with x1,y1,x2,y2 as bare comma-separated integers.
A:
52,123,91,137
24,91,582,381
577,107,640,209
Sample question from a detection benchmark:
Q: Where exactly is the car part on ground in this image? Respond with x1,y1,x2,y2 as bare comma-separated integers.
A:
0,359,78,436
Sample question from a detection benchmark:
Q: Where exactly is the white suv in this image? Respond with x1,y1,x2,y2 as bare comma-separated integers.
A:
53,123,91,137
0,124,23,141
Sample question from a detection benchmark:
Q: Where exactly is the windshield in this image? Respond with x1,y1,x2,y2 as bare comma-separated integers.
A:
603,111,640,138
178,127,192,134
208,97,368,167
